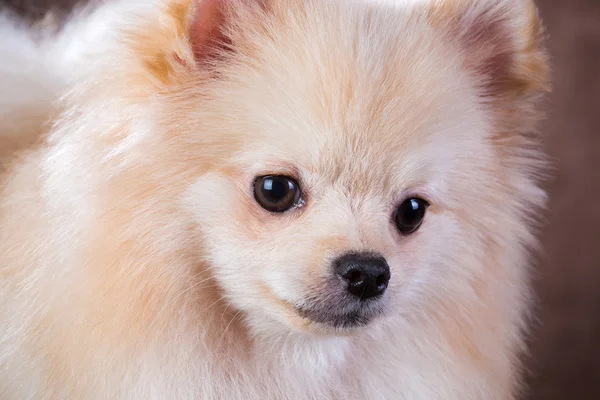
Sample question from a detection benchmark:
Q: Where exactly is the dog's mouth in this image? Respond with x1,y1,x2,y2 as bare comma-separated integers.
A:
294,301,385,330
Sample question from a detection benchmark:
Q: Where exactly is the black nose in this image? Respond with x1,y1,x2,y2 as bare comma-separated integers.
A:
334,252,391,300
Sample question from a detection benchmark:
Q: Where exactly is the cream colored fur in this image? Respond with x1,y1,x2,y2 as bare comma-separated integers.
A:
0,0,549,399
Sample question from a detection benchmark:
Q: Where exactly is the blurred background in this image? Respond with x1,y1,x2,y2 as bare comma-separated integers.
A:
1,0,598,398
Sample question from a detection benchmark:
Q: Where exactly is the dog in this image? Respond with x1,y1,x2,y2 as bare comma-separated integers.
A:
0,0,550,398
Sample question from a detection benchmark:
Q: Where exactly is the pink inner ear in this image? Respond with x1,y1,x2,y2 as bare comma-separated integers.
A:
189,0,228,63
461,13,515,95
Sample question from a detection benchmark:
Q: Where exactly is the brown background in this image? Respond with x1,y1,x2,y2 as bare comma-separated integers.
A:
2,0,599,398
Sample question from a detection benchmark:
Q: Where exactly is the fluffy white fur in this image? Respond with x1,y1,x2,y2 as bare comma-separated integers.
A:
0,0,549,399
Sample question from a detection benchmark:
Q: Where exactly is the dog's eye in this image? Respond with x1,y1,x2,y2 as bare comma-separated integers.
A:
394,198,429,235
254,175,302,213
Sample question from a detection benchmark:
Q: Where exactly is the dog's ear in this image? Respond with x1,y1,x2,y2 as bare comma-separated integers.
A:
189,0,228,63
429,0,550,102
189,0,269,65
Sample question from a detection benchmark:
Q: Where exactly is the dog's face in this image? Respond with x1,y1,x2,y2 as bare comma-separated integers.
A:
151,0,549,335
187,95,484,334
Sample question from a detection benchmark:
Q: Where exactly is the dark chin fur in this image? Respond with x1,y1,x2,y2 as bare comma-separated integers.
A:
295,304,384,330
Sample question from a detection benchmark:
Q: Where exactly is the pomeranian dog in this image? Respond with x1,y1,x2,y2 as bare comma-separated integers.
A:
0,0,550,398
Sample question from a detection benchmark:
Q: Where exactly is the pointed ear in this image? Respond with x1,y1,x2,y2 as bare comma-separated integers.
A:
188,0,269,65
429,0,550,102
189,0,228,63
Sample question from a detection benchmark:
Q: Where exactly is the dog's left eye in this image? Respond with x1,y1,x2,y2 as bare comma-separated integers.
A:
394,198,429,235
254,175,302,213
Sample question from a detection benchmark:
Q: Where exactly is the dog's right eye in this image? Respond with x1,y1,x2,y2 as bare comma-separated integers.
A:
253,175,302,213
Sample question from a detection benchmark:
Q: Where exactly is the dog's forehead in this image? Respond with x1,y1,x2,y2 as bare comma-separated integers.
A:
242,100,465,200
223,0,483,196
246,75,468,195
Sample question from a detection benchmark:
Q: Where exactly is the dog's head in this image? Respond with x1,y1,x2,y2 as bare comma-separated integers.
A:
116,0,549,336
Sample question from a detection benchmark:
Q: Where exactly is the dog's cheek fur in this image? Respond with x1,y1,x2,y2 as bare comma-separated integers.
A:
183,171,374,333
